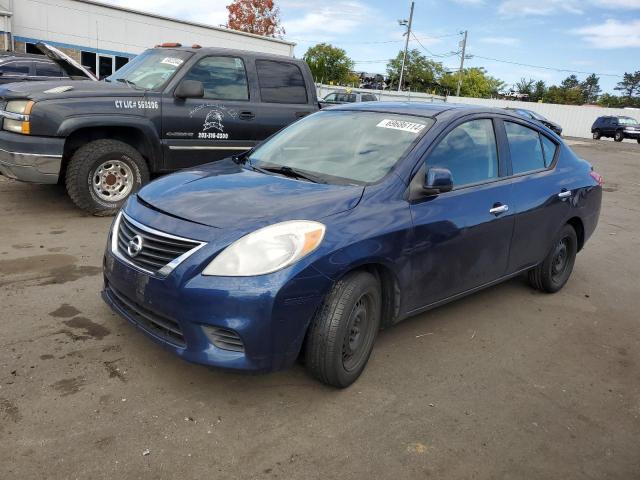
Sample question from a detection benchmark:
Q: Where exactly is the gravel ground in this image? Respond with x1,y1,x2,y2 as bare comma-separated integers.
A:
1,138,639,479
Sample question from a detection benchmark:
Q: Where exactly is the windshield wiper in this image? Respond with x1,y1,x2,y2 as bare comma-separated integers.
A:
257,165,326,184
115,78,138,88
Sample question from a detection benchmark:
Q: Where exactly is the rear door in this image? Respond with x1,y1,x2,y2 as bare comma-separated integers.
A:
162,55,257,170
249,59,316,140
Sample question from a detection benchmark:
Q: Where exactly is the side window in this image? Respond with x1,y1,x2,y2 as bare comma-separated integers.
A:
540,135,557,167
256,60,307,104
611,117,619,126
324,93,337,102
35,62,63,77
0,62,30,75
362,94,377,102
505,122,546,174
183,56,249,101
427,119,499,187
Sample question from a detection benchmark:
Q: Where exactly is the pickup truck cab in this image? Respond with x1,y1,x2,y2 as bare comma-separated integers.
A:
0,44,319,215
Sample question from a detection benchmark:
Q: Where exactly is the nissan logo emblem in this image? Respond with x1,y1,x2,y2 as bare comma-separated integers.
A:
127,235,144,257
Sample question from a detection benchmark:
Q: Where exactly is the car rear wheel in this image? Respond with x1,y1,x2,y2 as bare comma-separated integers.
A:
305,271,381,388
65,139,149,216
592,129,601,140
528,224,577,293
614,130,624,142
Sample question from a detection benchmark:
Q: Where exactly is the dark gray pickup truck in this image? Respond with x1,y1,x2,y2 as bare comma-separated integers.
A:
0,43,319,215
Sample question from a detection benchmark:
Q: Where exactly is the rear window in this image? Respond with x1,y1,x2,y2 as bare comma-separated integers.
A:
256,60,307,104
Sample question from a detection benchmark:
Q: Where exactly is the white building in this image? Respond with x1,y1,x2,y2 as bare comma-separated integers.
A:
0,0,294,78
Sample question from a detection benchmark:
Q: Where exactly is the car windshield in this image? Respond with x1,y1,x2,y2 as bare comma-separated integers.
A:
619,117,638,125
248,111,433,184
106,49,192,90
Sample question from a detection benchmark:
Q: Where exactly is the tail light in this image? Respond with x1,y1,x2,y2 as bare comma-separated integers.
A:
590,170,604,186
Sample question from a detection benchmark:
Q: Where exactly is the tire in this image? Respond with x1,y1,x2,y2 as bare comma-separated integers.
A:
637,138,640,144
528,224,578,293
614,130,624,142
65,139,149,216
305,271,381,388
592,129,601,140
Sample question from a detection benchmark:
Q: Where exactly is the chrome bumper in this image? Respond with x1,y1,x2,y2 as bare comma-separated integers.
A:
0,147,62,184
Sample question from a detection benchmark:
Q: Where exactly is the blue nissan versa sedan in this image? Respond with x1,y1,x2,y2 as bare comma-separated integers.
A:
102,102,603,388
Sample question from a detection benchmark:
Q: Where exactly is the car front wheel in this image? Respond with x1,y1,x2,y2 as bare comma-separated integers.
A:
614,130,624,142
592,129,601,140
305,271,381,388
528,224,578,293
65,139,149,216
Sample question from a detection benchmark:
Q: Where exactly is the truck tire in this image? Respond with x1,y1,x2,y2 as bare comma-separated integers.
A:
305,271,381,388
592,129,601,140
614,130,624,142
65,139,149,216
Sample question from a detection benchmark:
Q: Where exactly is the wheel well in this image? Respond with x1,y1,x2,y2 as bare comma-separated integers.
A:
350,263,401,328
61,127,152,179
567,217,585,251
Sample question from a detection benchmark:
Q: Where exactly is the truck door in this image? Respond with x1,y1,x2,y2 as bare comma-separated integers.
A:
249,59,316,142
162,55,257,170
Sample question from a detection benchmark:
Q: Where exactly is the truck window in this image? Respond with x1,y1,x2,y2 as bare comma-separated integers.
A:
256,60,307,104
183,56,249,101
35,62,64,77
0,62,30,75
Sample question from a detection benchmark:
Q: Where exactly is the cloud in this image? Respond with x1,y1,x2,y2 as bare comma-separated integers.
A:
450,0,484,4
282,2,376,40
589,0,640,8
479,36,520,46
497,0,583,16
101,0,229,28
572,19,640,48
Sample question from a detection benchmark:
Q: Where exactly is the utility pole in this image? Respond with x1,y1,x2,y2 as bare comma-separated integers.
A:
456,30,467,97
398,1,414,92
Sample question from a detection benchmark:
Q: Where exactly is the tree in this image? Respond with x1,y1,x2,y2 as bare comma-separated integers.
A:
596,93,623,108
386,49,445,92
515,78,535,100
580,74,601,103
614,71,640,98
531,80,547,102
303,43,355,85
560,75,580,89
226,0,284,38
440,67,504,98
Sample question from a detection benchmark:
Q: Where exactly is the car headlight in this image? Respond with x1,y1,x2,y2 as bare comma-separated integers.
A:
3,100,34,134
202,220,326,276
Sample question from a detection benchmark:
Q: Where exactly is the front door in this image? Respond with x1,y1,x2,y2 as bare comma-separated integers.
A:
162,55,257,170
408,118,515,310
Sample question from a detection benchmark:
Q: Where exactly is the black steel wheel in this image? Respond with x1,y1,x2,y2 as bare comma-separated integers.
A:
305,271,381,388
528,224,578,293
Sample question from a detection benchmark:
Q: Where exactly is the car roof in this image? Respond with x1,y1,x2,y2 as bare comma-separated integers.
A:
326,101,514,119
150,46,304,62
0,52,54,62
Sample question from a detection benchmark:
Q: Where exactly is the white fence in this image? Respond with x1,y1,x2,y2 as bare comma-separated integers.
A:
446,96,639,139
317,84,445,103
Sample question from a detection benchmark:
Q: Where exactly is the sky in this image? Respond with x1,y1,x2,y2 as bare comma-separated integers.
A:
101,0,640,94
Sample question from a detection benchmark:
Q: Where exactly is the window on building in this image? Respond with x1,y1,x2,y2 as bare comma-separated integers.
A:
256,60,307,104
504,121,546,174
427,119,499,186
35,61,64,77
25,43,44,55
115,56,129,71
183,56,249,101
81,51,97,75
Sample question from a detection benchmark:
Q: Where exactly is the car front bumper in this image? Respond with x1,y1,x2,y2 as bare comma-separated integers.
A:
623,130,640,139
102,239,332,374
0,131,64,184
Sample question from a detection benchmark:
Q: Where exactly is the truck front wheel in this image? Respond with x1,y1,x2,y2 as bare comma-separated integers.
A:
65,139,149,216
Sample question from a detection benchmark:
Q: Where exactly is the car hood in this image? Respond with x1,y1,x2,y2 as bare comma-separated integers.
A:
0,79,140,101
136,159,364,229
35,42,97,80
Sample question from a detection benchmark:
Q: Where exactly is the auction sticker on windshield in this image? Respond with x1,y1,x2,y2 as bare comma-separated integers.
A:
376,119,426,134
161,57,183,67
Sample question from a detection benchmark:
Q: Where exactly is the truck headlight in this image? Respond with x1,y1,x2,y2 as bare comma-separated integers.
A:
202,220,325,276
3,100,34,134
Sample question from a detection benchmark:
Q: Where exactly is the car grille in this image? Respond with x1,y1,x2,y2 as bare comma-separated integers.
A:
105,282,186,348
115,213,203,276
203,326,245,352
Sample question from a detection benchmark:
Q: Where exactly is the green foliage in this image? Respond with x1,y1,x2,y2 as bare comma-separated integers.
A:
303,43,355,84
386,49,445,92
515,78,535,98
580,74,601,104
614,71,640,98
440,67,505,98
531,80,547,102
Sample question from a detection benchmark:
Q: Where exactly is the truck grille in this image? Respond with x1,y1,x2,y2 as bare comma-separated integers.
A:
114,213,204,276
105,282,186,348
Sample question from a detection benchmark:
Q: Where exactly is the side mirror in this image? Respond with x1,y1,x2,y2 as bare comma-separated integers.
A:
175,80,204,99
423,167,453,196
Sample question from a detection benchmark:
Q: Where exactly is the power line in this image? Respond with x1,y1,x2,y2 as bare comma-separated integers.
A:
286,32,463,46
410,31,460,58
468,54,623,78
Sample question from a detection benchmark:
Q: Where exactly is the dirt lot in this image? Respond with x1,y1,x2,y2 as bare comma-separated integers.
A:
1,138,639,479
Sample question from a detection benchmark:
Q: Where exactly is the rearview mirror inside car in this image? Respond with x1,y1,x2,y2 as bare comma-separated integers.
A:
423,167,453,196
175,80,204,99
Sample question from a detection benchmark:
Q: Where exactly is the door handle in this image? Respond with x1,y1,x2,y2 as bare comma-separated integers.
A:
489,204,509,215
239,111,255,120
558,190,572,199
